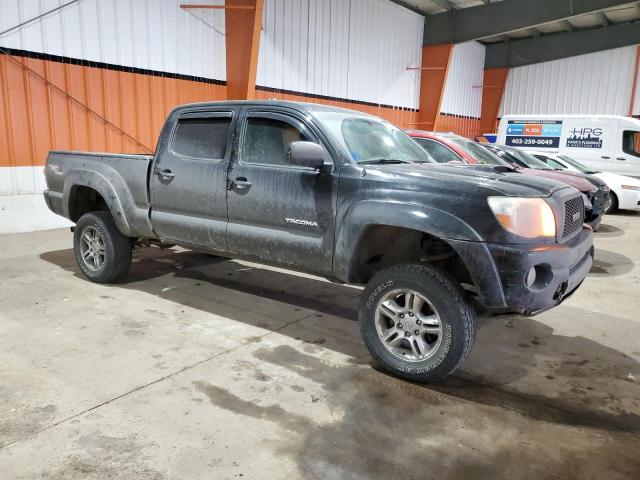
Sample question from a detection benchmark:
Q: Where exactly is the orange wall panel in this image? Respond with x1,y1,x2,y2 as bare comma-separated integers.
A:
434,114,481,139
1,50,420,168
480,67,509,134
417,44,453,130
0,53,227,167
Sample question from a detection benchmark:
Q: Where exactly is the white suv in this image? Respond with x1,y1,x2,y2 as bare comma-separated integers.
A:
527,151,640,213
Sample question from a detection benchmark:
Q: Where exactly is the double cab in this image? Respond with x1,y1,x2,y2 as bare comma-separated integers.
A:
44,101,594,382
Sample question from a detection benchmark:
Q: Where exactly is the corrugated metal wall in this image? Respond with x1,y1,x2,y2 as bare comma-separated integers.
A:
0,0,423,229
440,41,485,118
0,0,229,200
436,41,485,137
0,0,227,80
500,46,637,116
257,0,423,109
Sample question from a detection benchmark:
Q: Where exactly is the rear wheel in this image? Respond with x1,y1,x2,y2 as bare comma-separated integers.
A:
359,263,476,383
73,212,132,283
605,191,618,214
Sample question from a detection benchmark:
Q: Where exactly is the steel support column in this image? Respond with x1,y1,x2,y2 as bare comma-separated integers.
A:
479,68,509,134
225,0,264,100
417,44,453,130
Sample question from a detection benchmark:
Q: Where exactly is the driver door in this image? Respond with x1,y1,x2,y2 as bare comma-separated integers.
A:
225,109,337,275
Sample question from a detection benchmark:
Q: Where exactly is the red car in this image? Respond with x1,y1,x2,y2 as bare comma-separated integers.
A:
406,130,602,229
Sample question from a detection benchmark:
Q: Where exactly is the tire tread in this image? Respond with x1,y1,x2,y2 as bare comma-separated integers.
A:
74,211,132,283
359,263,476,382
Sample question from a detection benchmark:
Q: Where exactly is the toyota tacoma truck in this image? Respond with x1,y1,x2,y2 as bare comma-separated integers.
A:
43,100,594,383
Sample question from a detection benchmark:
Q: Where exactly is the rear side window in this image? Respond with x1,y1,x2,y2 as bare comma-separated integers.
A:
414,139,460,163
171,117,231,159
622,130,640,157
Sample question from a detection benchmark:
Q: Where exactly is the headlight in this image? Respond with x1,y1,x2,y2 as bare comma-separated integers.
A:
621,185,640,191
488,197,556,238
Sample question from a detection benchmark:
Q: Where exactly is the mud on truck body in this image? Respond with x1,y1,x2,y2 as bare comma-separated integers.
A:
44,101,594,382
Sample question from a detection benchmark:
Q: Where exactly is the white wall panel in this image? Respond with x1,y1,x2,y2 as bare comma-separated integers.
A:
0,167,47,196
256,0,423,109
0,0,226,80
500,46,637,116
440,41,485,118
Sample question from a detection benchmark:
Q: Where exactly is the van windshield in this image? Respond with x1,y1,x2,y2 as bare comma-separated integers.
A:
311,111,435,164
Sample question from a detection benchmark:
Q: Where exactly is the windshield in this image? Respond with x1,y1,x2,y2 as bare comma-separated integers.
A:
505,147,553,169
558,155,598,174
311,111,435,163
448,137,509,166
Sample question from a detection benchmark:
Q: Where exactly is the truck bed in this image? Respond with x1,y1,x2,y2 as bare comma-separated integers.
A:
44,151,154,238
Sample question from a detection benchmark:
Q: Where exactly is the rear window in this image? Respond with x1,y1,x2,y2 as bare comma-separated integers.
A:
171,117,231,159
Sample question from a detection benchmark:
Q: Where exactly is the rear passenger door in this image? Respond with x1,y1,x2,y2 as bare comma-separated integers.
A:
225,109,337,275
150,109,235,250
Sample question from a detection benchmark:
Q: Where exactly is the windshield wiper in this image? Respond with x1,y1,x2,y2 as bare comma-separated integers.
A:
358,156,413,165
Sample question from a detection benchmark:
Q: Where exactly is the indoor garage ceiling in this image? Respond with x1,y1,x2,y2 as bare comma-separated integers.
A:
398,0,640,44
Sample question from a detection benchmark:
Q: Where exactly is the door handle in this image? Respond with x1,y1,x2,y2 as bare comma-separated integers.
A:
615,157,626,161
154,167,175,180
230,177,252,192
601,156,611,159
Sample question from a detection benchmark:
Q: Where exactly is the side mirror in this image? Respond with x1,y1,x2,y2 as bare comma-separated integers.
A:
288,141,327,170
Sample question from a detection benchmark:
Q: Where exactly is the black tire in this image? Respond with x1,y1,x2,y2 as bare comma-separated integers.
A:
605,191,618,214
73,212,132,283
359,263,476,383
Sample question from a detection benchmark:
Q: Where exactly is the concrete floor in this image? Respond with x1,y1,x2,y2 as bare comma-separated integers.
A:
1,213,639,480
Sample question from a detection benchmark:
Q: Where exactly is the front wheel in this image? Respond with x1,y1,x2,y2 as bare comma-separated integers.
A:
73,212,132,283
359,263,476,383
605,191,618,214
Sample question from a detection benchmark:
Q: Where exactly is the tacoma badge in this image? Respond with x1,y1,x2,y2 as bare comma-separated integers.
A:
285,218,319,227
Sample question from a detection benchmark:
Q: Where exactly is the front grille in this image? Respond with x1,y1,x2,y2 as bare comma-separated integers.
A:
562,195,585,239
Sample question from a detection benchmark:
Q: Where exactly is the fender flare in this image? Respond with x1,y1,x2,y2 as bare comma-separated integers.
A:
333,200,507,308
62,168,135,236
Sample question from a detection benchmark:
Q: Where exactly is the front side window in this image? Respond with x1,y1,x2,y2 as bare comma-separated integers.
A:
171,117,231,159
623,130,640,157
243,117,309,166
415,139,461,163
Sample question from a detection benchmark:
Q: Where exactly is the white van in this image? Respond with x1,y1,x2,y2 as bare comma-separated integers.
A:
497,115,640,178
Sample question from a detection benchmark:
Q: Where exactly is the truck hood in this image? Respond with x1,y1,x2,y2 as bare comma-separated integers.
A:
364,162,571,197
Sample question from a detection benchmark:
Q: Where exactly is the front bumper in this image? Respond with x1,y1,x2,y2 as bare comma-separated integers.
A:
619,188,640,211
449,227,593,316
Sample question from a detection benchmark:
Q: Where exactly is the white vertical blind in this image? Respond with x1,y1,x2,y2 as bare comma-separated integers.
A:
500,46,637,116
0,0,227,80
256,0,424,109
440,41,485,118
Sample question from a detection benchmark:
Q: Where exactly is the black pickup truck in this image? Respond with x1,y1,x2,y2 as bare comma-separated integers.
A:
43,100,594,382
